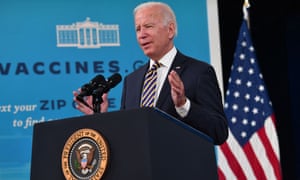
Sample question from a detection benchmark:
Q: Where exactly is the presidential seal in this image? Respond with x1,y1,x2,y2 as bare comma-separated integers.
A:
62,128,109,180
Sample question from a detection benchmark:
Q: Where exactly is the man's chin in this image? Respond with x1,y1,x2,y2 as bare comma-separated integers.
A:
143,50,153,57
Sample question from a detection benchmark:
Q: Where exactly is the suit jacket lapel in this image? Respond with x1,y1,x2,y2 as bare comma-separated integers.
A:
156,51,186,108
135,62,150,105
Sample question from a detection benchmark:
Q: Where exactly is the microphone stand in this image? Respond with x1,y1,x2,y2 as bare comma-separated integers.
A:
92,88,104,113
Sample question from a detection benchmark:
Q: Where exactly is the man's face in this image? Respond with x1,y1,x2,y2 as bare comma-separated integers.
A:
134,5,175,61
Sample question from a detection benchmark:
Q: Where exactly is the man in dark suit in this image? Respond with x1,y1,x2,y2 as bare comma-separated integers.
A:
74,2,228,145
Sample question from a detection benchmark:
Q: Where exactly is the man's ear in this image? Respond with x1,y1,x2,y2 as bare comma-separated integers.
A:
168,22,176,39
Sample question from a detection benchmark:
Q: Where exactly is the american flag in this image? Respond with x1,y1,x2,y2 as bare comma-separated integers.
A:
217,18,282,179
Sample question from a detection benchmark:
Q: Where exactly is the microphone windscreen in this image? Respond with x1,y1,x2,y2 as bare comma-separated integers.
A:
107,73,122,88
91,74,106,85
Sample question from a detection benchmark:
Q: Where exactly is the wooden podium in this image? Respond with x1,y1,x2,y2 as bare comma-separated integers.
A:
30,108,218,180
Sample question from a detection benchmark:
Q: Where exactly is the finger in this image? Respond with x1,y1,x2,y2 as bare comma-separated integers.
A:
170,70,182,82
102,93,108,100
168,71,178,86
169,71,186,97
75,101,93,114
170,71,183,86
73,90,79,96
169,74,183,91
74,99,85,109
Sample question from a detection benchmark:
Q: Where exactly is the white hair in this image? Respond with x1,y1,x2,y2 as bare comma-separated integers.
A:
133,1,178,36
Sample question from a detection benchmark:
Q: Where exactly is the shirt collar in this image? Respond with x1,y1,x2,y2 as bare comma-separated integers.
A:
149,46,177,69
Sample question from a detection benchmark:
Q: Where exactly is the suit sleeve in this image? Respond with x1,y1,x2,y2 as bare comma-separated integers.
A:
182,65,228,145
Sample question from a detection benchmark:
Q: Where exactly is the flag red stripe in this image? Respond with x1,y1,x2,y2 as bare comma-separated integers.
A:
271,114,277,124
217,167,226,180
257,117,282,179
220,142,247,180
244,140,267,180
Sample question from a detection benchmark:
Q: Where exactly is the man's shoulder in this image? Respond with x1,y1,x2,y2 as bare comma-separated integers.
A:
176,51,211,68
124,62,148,80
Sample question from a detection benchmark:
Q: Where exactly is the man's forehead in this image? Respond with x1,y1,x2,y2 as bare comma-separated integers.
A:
135,12,162,24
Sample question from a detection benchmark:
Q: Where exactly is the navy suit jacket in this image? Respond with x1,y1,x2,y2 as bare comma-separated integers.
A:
121,51,228,145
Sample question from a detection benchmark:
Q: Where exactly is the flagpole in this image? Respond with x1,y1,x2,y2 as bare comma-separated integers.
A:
243,0,251,27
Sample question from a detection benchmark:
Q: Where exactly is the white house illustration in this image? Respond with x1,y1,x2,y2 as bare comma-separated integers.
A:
56,17,120,48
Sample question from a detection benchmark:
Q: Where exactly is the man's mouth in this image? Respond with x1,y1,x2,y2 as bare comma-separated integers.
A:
141,42,151,49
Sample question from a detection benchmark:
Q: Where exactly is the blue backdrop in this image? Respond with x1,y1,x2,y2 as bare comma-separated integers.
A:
0,0,216,179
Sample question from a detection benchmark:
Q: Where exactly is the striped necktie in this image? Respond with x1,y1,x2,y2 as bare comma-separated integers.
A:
141,62,161,107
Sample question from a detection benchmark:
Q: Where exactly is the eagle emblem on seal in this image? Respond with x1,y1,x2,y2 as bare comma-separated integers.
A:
62,129,109,180
75,143,97,175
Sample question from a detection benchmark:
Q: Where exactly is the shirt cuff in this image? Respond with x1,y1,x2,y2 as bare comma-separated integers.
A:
175,98,190,118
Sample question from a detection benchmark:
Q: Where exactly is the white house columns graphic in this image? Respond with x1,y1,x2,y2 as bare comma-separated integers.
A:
56,17,120,48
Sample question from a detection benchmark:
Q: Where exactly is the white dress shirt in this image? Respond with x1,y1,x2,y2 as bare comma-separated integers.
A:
147,46,190,118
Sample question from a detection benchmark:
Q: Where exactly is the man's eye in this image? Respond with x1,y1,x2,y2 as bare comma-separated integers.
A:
145,25,153,28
